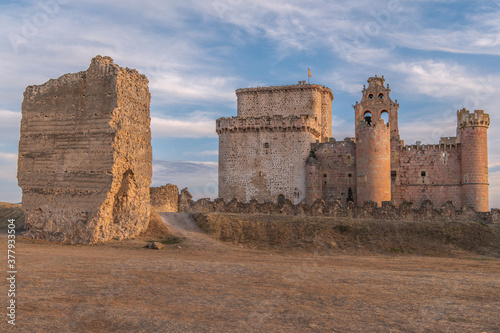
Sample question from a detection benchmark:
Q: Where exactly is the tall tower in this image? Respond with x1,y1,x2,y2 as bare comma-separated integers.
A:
458,108,490,212
354,75,394,206
217,82,333,204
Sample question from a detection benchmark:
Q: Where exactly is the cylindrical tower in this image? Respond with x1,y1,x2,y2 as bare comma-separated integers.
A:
354,75,393,206
458,108,490,212
355,118,391,206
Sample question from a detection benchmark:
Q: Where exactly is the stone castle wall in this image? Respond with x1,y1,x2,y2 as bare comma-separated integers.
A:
218,123,317,204
17,56,152,244
150,184,179,212
306,138,356,205
236,82,333,140
394,144,462,208
217,77,490,212
178,188,499,224
217,82,334,204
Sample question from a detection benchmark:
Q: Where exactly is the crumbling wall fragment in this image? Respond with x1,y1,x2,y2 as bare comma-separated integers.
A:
18,56,152,244
150,184,179,212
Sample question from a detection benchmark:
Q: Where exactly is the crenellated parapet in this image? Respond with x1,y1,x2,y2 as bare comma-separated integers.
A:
216,115,321,137
458,108,490,128
401,143,460,151
236,82,333,100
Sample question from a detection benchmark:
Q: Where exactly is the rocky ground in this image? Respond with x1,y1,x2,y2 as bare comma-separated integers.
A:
0,212,499,332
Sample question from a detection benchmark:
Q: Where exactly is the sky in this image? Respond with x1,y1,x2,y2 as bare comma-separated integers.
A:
0,0,499,208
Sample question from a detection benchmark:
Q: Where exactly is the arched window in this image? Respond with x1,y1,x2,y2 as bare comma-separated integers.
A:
381,110,389,125
363,111,372,125
368,94,374,99
277,194,285,205
378,93,384,99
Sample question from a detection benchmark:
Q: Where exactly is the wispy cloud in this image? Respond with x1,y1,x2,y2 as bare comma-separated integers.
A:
151,113,216,138
0,152,17,182
152,159,218,200
392,60,499,101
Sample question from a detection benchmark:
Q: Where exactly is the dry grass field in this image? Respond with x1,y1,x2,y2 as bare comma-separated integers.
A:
0,208,499,332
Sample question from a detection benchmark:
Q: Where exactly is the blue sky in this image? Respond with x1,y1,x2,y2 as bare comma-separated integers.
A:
0,0,499,208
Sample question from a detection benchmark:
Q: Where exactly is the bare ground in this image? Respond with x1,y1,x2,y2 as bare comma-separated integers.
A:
1,212,499,332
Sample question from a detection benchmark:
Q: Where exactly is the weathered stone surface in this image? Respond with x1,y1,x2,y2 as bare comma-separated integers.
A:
178,188,194,212
178,189,497,223
217,81,333,205
150,184,178,212
18,56,152,244
218,75,490,212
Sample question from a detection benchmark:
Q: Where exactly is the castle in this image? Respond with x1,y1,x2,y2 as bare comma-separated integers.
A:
216,76,491,212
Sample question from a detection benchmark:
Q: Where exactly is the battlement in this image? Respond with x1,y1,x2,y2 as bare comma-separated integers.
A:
216,115,321,137
236,81,333,99
439,137,459,145
401,143,460,151
311,137,356,151
458,108,490,128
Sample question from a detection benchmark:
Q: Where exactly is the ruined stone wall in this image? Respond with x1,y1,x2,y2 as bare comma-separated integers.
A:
306,139,357,205
395,144,462,208
217,116,318,204
150,184,179,212
17,56,152,244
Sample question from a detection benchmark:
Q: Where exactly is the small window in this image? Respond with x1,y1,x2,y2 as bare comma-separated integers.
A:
323,174,327,178
368,94,374,99
264,143,269,149
421,171,426,177
391,171,397,179
348,173,352,178
378,93,384,99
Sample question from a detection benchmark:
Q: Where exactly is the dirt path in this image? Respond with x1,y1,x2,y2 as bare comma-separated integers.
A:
158,212,222,248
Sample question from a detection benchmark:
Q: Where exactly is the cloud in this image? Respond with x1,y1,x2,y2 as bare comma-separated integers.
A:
151,114,216,138
392,60,499,101
152,159,218,200
0,152,18,182
183,150,219,157
148,71,238,105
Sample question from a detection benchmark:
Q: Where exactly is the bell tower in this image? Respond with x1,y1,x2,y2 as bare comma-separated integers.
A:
354,75,396,206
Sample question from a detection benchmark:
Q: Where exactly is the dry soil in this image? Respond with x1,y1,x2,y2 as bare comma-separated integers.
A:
0,212,499,332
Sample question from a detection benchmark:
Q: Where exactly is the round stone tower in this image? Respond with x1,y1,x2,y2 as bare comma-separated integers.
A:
354,75,392,206
458,108,490,212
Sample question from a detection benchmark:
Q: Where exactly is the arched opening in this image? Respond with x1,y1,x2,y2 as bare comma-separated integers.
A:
112,169,137,225
378,93,384,99
277,194,285,205
347,188,353,203
368,94,374,99
381,110,389,125
363,111,372,126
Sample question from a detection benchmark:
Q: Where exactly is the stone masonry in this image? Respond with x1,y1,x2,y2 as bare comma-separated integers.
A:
17,56,153,244
217,81,333,204
150,184,179,212
218,75,491,212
